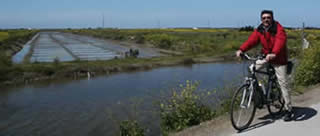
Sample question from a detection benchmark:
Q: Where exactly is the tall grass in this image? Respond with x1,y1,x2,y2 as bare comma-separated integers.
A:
0,31,9,41
294,30,320,86
0,29,38,82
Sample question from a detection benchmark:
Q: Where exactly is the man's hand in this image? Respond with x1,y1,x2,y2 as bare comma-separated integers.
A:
266,54,276,61
236,50,243,58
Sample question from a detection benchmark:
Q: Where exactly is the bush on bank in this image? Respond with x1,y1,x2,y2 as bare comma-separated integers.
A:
294,38,320,86
0,54,12,81
120,120,145,136
0,30,37,56
159,81,216,135
0,30,38,82
145,33,178,49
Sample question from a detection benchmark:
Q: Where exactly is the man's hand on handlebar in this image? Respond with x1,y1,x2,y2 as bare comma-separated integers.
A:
266,53,276,62
236,50,275,62
236,50,243,58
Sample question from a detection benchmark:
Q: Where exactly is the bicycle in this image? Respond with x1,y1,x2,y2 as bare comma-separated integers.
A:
230,53,285,131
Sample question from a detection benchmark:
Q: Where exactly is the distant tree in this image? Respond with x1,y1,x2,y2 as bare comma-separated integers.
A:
305,27,320,30
239,26,254,32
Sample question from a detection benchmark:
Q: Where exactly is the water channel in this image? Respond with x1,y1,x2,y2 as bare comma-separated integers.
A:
0,61,249,136
12,32,162,63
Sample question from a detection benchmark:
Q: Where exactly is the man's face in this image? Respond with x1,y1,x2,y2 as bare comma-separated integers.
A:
261,13,273,27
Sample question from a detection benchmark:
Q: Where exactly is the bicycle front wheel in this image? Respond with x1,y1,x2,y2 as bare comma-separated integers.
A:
230,84,256,131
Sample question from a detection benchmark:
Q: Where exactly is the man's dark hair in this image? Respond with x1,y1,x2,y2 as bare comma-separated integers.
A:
261,10,274,20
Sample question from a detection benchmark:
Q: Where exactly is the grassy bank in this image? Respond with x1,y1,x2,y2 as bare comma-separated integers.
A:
0,29,38,82
0,53,234,86
294,29,320,92
0,29,38,56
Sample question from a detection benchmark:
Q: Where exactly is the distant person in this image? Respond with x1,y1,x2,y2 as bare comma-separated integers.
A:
236,10,293,121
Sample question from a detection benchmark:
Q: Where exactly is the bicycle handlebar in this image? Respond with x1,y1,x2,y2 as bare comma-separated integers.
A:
240,53,265,61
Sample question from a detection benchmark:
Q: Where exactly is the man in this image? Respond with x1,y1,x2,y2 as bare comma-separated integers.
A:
236,10,293,121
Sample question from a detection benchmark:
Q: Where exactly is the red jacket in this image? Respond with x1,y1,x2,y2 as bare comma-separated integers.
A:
239,21,288,65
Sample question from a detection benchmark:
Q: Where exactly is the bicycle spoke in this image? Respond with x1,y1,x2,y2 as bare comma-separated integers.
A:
236,108,243,126
231,84,256,131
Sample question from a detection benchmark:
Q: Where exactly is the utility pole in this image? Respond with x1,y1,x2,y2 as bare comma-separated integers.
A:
301,22,310,49
102,13,105,28
157,19,161,28
110,16,113,28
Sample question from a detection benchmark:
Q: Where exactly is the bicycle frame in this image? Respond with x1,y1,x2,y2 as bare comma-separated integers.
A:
240,55,277,109
231,53,284,131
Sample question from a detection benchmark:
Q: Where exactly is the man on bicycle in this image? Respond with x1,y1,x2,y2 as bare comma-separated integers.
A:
236,10,293,121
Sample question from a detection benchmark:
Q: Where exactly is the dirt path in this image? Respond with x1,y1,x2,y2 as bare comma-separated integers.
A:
173,85,320,136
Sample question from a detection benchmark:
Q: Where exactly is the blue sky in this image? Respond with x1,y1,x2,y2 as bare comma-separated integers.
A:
0,0,319,28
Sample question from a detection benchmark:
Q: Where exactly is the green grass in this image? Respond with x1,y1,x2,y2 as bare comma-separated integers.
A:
0,32,9,41
0,29,38,54
0,29,38,83
294,29,320,87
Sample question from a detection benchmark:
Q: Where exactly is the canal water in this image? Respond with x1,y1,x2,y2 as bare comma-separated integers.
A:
0,62,248,136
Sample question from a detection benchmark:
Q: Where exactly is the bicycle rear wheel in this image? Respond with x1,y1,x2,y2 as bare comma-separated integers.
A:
230,84,256,131
267,81,285,116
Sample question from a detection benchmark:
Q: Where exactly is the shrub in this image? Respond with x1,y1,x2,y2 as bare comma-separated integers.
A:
295,45,320,86
0,32,9,41
159,81,215,134
145,34,178,49
222,41,241,52
135,35,145,44
114,35,125,40
26,64,55,76
159,38,172,49
120,120,145,136
0,54,12,81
